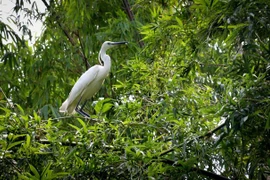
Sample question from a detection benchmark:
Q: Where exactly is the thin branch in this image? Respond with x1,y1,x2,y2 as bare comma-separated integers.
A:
0,87,14,108
41,0,90,70
198,122,226,139
74,31,90,70
56,21,90,70
159,122,226,157
3,158,23,174
122,0,134,21
133,122,229,178
37,138,81,146
41,0,50,10
159,159,230,180
122,0,144,48
192,167,230,180
42,115,100,123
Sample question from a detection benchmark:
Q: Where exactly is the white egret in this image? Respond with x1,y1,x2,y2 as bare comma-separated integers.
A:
59,41,128,117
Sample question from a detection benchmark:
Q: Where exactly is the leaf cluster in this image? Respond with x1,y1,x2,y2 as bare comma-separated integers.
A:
0,0,269,179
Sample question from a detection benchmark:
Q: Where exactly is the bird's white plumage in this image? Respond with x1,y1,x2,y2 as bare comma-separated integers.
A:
59,66,99,113
59,41,127,116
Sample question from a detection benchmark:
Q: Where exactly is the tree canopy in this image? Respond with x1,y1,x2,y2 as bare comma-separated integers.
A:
0,0,269,179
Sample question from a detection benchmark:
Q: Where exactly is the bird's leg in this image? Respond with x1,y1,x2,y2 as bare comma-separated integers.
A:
80,101,90,117
75,98,90,118
76,104,90,117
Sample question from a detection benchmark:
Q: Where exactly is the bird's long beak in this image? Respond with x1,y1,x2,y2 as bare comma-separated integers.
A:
110,41,128,45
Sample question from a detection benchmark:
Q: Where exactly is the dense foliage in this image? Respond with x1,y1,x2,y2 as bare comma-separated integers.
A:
0,0,269,179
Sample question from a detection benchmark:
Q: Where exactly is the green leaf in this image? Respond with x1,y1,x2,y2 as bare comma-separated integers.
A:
101,103,113,113
68,123,81,134
66,147,78,160
7,140,24,150
94,101,103,114
0,107,11,117
16,104,25,114
94,98,112,114
240,116,248,127
41,162,52,179
220,23,248,29
18,174,31,180
25,134,31,148
175,17,183,27
49,104,59,118
77,118,87,133
0,125,6,133
29,164,40,179
33,111,41,123
266,112,270,129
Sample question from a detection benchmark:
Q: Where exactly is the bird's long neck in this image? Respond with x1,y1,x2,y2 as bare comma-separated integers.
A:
98,50,111,72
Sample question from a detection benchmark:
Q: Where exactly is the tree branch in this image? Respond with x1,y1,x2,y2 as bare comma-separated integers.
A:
0,87,14,108
159,159,230,180
74,31,90,70
37,139,81,146
41,0,90,70
192,167,230,180
159,122,227,157
198,122,226,139
41,0,50,10
122,0,144,48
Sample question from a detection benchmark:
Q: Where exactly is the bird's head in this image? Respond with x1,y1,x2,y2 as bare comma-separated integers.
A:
101,41,128,51
98,41,128,65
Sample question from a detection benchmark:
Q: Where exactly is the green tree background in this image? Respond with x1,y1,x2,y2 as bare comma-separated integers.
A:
0,0,269,179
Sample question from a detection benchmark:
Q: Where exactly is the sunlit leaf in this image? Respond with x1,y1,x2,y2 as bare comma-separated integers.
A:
29,164,40,179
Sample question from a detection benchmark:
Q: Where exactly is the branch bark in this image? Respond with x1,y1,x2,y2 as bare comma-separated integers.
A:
122,0,144,48
158,159,230,180
37,139,81,146
41,0,90,70
198,122,226,139
159,122,227,157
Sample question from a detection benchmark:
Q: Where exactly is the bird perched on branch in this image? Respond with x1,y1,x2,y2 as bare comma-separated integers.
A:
59,41,128,117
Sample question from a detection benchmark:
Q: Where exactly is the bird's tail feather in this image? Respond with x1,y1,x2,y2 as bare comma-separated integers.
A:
59,100,69,113
59,99,77,114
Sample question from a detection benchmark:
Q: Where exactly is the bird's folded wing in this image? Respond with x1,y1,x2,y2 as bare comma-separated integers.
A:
67,66,100,105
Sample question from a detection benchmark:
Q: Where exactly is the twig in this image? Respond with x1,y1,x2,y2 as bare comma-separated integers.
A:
0,87,14,108
41,0,90,70
133,122,228,178
41,0,49,9
42,115,99,123
198,122,226,139
37,138,81,146
122,0,144,48
159,122,226,157
2,158,23,174
56,21,90,70
159,159,230,180
75,31,90,70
